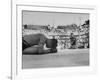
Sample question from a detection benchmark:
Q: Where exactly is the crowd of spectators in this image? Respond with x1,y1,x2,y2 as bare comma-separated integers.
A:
22,20,89,49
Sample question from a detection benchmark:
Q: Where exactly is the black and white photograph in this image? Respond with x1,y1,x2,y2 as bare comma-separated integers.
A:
22,10,90,69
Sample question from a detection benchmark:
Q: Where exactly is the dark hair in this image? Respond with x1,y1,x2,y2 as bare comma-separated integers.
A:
46,39,58,48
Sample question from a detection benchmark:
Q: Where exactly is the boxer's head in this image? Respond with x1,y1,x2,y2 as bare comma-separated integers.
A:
45,36,58,48
45,39,52,48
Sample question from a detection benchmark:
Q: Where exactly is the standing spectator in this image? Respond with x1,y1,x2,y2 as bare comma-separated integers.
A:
70,33,76,49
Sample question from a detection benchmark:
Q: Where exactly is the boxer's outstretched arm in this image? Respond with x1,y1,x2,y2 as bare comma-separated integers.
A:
38,35,47,54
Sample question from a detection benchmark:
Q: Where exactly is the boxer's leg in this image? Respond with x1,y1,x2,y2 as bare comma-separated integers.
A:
23,45,46,54
23,46,38,54
22,39,30,51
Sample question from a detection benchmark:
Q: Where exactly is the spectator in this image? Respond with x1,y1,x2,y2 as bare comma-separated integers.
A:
70,33,76,49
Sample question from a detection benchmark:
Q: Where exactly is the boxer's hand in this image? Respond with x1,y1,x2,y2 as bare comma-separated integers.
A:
44,44,50,50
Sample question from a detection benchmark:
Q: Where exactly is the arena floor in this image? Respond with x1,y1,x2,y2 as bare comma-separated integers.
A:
22,49,89,69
